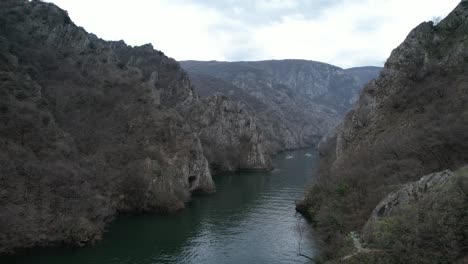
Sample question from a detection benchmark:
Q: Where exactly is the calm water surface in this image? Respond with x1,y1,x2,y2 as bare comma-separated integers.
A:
3,149,320,264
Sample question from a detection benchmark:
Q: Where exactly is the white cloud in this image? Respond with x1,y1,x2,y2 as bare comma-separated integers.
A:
255,0,298,10
46,0,461,68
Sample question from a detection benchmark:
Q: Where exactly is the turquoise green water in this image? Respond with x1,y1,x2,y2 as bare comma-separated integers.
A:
2,149,319,264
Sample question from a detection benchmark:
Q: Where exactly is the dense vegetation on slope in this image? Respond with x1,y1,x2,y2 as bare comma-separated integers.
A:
356,168,468,264
0,0,269,253
299,2,468,263
182,60,381,153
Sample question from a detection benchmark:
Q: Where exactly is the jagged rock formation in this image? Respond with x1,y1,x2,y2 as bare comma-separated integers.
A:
0,0,268,254
299,1,468,262
184,96,272,173
181,60,380,153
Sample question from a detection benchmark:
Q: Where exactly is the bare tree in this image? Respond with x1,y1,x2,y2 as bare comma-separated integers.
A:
296,219,314,261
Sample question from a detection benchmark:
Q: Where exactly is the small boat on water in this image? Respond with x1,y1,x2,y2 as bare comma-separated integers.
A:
285,155,294,159
305,153,312,157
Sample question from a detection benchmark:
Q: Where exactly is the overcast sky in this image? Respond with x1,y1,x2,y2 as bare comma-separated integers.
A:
46,0,460,68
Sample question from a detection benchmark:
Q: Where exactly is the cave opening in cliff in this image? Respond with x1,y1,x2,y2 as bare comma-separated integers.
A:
188,175,197,188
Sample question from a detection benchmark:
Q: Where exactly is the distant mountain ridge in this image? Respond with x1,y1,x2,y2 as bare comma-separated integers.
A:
181,60,381,152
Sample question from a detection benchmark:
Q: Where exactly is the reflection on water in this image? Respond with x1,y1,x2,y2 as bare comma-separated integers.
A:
2,149,320,264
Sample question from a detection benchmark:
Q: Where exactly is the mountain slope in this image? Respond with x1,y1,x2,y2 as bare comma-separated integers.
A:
299,1,468,262
344,66,384,87
0,0,269,253
181,60,381,153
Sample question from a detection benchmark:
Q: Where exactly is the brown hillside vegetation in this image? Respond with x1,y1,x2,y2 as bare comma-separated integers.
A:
299,1,468,263
0,0,270,253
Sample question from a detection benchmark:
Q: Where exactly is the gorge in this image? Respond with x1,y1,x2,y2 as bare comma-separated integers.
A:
181,60,381,153
1,0,467,263
0,0,377,256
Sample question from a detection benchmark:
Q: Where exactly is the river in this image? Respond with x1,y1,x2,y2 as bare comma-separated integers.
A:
2,148,320,264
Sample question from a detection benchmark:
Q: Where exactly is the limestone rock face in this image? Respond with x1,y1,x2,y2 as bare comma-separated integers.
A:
181,60,380,153
186,95,272,173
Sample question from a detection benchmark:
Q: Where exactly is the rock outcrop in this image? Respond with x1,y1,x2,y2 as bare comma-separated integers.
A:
358,168,468,263
299,1,468,262
181,60,380,153
0,0,268,254
184,96,272,173
361,169,454,240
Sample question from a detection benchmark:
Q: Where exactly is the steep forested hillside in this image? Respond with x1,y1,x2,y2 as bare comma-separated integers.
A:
299,1,468,262
0,0,270,253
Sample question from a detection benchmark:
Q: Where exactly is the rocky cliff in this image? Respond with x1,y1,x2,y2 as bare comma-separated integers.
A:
0,0,268,253
182,95,272,173
299,1,468,262
181,60,380,153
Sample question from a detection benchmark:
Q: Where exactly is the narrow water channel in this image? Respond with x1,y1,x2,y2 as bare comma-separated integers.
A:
2,149,320,264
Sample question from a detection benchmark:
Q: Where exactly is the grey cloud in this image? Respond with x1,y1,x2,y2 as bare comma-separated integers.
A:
166,0,395,66
333,50,386,68
172,0,350,25
224,42,267,61
354,16,388,33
